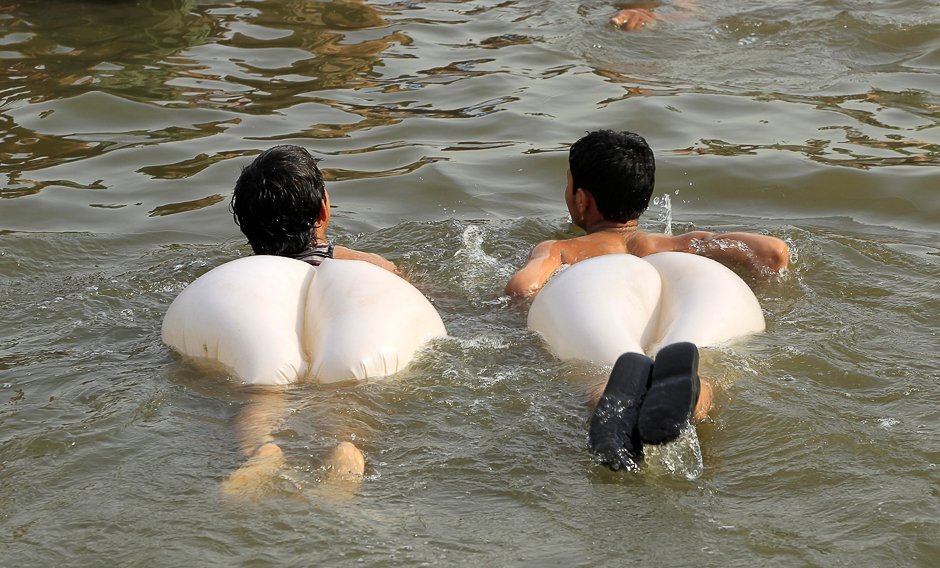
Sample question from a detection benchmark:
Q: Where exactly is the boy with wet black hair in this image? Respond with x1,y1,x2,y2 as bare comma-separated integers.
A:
505,129,788,297
231,144,397,272
223,145,397,494
505,129,789,470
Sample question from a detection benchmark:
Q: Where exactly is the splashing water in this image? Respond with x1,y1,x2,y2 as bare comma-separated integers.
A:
450,224,511,297
653,194,673,235
644,423,704,480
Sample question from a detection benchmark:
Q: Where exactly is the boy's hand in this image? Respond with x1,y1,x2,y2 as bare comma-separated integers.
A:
610,9,656,31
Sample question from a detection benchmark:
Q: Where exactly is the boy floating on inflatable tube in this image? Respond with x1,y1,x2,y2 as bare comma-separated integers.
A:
224,145,400,494
505,130,789,470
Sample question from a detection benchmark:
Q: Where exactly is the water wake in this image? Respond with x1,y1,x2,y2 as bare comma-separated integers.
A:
644,423,704,480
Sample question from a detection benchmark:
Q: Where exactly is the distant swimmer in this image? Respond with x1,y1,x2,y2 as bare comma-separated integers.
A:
506,129,789,470
609,0,698,31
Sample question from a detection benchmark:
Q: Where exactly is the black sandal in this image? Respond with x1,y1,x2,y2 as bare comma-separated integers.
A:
588,352,653,471
638,342,700,445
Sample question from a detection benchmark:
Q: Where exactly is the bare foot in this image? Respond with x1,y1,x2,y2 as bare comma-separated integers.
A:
610,8,656,31
323,441,365,479
692,379,714,423
584,377,607,408
220,442,285,500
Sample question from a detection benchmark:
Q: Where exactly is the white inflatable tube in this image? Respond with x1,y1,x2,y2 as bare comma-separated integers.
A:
527,254,661,364
527,253,764,366
644,252,766,353
162,255,447,385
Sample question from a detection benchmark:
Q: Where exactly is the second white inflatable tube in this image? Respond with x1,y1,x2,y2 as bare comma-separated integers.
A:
643,252,765,355
527,253,765,366
528,254,662,365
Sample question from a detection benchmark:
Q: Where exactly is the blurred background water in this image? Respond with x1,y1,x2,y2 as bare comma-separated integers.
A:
1,0,939,565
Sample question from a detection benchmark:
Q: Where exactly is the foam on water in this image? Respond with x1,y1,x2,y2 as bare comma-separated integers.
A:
449,224,513,298
644,423,704,480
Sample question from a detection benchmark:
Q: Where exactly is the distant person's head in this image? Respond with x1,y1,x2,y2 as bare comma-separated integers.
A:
568,130,655,223
231,145,329,256
615,0,663,8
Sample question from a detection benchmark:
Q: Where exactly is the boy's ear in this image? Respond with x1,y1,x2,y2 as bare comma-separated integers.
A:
316,190,331,226
569,187,589,226
574,187,592,214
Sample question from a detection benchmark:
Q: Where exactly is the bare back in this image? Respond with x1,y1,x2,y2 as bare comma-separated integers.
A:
505,228,788,298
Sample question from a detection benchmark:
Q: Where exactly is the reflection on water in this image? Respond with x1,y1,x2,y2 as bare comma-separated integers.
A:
1,0,939,566
0,0,217,105
689,89,940,168
148,193,225,216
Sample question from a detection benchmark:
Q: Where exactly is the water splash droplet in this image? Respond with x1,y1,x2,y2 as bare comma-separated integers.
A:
657,194,673,236
645,424,703,480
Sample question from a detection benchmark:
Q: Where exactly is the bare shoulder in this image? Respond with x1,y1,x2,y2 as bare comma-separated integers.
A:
529,239,565,259
554,233,628,264
516,239,569,266
505,240,565,298
622,231,707,256
333,245,400,275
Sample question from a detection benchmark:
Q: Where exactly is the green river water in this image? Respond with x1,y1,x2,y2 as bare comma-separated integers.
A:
1,1,939,566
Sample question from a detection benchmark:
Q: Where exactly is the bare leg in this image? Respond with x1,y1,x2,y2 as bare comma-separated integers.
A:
584,376,607,408
323,441,365,478
219,384,370,500
221,386,288,500
233,386,288,457
692,378,714,423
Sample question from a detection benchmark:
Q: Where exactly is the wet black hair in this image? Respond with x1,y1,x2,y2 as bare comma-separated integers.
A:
568,130,655,223
230,145,326,256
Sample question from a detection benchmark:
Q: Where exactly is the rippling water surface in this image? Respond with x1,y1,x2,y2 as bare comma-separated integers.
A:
2,1,939,565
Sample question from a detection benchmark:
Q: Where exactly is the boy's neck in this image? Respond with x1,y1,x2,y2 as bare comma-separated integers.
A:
312,224,329,244
584,219,641,235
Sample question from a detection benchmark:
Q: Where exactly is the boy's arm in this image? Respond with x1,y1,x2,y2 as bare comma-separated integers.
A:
505,240,563,298
670,231,790,273
333,245,400,275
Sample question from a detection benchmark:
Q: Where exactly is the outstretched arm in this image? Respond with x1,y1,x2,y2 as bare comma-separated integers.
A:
505,240,564,298
671,230,790,274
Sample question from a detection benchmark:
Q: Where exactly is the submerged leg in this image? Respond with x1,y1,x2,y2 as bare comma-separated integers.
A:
693,379,713,423
588,352,653,471
638,342,700,445
324,441,365,479
221,441,286,500
221,387,288,500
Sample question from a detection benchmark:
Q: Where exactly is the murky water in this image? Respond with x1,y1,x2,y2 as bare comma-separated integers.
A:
2,1,939,565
